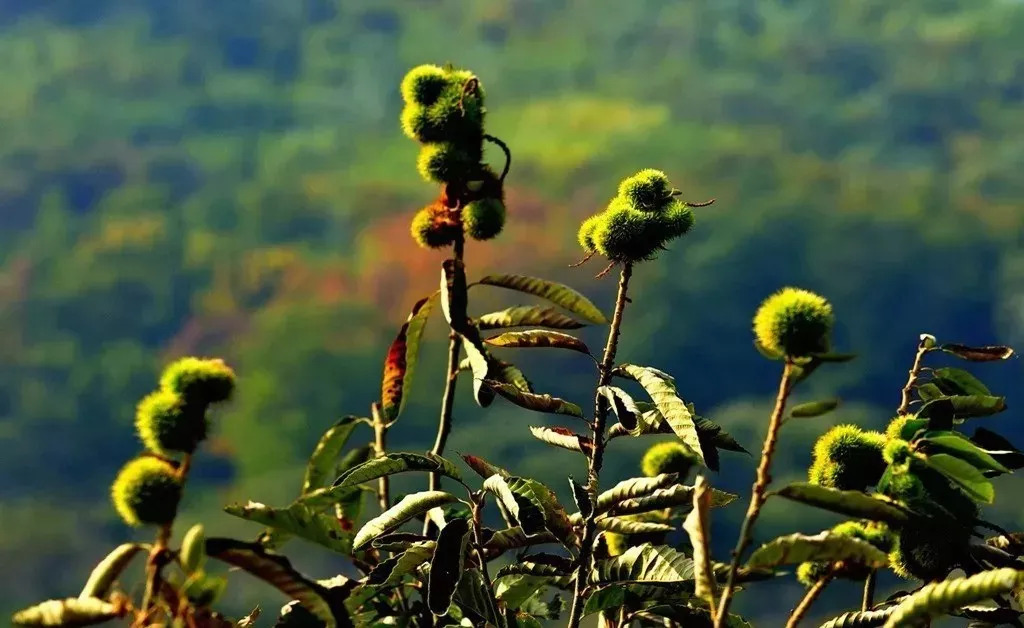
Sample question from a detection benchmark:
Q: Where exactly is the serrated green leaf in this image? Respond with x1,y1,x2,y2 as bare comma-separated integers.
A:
12,598,119,627
589,544,695,585
529,426,593,453
883,568,1023,628
301,417,364,496
931,367,991,396
428,518,471,615
569,476,593,518
225,501,352,554
599,386,641,431
477,306,585,330
454,569,503,626
485,330,591,356
381,295,436,422
582,586,627,616
78,543,146,600
353,491,457,550
949,395,1008,418
462,332,496,407
492,357,534,393
595,517,673,535
366,541,435,586
746,532,888,569
595,474,679,513
495,575,551,610
940,344,1015,362
921,434,1009,473
683,476,717,608
461,454,511,480
205,537,345,628
482,380,584,418
776,483,911,524
496,562,571,579
483,475,574,542
924,453,995,503
332,452,462,490
476,274,609,324
606,484,736,517
790,399,841,419
618,365,705,466
818,608,894,628
482,527,559,556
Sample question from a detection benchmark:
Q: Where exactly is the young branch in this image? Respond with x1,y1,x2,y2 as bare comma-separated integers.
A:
897,335,932,415
714,360,795,627
429,230,465,493
371,402,390,513
786,573,834,628
483,134,512,183
140,452,193,620
470,496,504,628
566,263,634,628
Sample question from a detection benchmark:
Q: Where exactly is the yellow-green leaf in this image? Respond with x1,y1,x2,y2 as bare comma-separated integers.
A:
301,417,364,495
485,330,591,356
12,598,119,627
883,568,1023,628
476,274,609,324
353,491,457,550
225,501,352,554
682,475,716,608
477,305,585,330
746,532,888,570
776,483,911,525
482,380,583,418
78,544,146,600
618,364,705,466
529,426,593,453
381,295,436,422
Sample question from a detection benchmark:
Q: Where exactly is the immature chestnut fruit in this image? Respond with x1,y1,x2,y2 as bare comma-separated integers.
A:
160,357,236,407
111,457,182,527
808,425,886,491
135,389,207,456
641,441,700,479
753,287,834,357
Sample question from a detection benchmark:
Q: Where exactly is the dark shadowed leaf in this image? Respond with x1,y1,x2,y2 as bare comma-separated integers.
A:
919,434,1009,473
476,274,609,324
371,532,430,552
381,295,436,422
427,518,471,615
477,305,585,330
441,260,469,333
461,454,511,480
746,532,887,569
931,367,991,396
496,562,570,579
596,517,673,535
332,453,462,489
353,491,458,550
482,527,559,556
618,365,704,465
972,428,1024,471
482,380,584,417
569,476,593,518
462,332,497,407
790,399,840,419
633,604,752,628
940,344,1015,362
599,386,640,430
949,395,1007,418
924,453,994,503
205,537,348,628
225,501,352,554
11,598,120,627
366,541,435,586
776,483,911,524
302,417,363,495
454,570,503,626
78,543,146,600
607,484,736,517
483,475,573,542
529,426,593,453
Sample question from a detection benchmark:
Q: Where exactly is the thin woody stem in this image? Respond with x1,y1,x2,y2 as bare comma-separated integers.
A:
786,574,834,628
429,230,465,493
483,134,512,183
566,263,633,628
862,570,877,611
898,336,932,415
371,403,390,513
140,452,193,619
714,360,795,627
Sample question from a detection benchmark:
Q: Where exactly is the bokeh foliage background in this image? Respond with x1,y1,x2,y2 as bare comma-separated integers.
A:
2,0,1024,624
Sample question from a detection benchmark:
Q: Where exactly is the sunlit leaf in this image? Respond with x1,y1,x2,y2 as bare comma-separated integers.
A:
606,484,736,517
882,568,1023,628
461,454,511,480
618,365,704,465
78,543,146,600
366,541,435,586
483,475,573,542
599,386,640,431
477,305,585,330
476,274,609,324
485,330,591,356
225,501,352,554
919,433,1009,473
589,544,694,585
931,367,991,397
482,527,559,556
462,332,496,407
818,608,894,628
441,259,469,333
789,399,840,419
482,380,584,418
745,532,888,569
940,344,1014,362
302,417,363,495
353,491,458,550
682,476,716,608
332,453,462,489
427,518,471,615
924,453,994,503
381,295,436,422
529,426,593,453
569,476,593,518
595,516,673,535
775,483,911,525
11,598,120,627
594,474,679,513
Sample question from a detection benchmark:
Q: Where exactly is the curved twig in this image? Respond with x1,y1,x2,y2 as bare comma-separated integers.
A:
483,134,512,183
595,261,617,279
686,198,717,207
569,251,596,268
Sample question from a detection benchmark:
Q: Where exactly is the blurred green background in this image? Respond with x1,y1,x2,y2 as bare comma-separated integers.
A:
2,0,1024,624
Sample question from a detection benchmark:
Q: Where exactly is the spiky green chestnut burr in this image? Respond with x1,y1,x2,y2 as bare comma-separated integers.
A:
410,201,460,249
601,511,671,557
808,425,886,491
463,197,506,241
111,457,182,527
400,64,449,106
577,214,602,253
641,441,699,479
592,200,664,262
399,67,485,144
797,521,894,585
617,169,673,212
886,415,919,441
136,390,208,456
160,357,235,407
416,142,482,184
753,287,834,357
883,438,912,465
